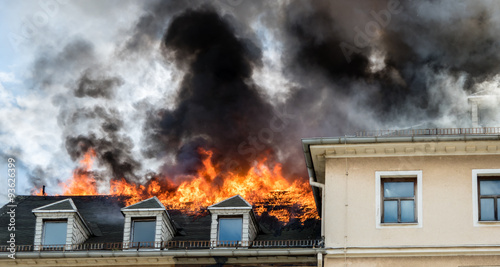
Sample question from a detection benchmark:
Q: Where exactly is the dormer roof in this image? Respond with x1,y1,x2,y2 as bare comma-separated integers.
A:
208,195,252,210
121,196,165,211
32,198,77,213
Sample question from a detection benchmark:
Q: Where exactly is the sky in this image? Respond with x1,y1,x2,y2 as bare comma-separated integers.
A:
1,0,500,205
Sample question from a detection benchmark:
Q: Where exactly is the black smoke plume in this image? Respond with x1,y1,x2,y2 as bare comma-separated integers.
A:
144,7,280,176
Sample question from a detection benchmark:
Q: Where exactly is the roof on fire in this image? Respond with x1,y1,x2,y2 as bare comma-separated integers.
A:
0,195,321,245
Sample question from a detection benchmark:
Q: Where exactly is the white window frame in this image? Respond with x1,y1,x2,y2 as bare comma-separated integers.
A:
375,170,423,228
472,169,500,227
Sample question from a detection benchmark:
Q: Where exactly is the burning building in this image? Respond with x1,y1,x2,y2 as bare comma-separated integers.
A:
3,128,500,267
4,0,500,266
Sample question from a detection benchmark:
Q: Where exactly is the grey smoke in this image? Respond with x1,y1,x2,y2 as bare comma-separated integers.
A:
2,0,500,197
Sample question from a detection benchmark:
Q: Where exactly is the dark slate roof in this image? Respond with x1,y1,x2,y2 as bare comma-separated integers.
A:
122,197,163,210
33,198,75,211
209,195,251,208
0,195,320,245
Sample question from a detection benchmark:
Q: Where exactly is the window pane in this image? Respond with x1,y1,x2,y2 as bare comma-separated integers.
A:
383,200,398,223
43,221,67,245
401,200,415,222
219,218,243,241
498,199,500,220
384,182,414,197
132,220,156,243
480,198,495,221
479,180,500,195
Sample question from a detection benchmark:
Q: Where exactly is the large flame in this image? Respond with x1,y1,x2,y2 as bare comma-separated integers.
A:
34,148,319,224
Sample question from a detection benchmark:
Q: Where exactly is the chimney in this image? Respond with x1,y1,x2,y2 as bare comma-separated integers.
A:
469,98,480,128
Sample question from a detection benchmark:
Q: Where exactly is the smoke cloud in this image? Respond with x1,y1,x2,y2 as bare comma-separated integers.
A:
1,0,500,198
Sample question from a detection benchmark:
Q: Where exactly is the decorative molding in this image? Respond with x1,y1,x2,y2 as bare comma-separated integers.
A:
1,255,316,266
2,256,176,266
324,245,500,258
319,141,500,159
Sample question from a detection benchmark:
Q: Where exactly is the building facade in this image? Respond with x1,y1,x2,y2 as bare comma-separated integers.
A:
303,131,500,266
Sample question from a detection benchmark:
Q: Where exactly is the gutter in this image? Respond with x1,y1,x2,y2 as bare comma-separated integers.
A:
309,178,325,238
1,248,326,259
302,134,500,147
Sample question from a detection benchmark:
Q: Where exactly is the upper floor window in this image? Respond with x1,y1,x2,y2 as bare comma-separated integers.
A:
43,220,67,246
478,177,500,221
376,171,422,228
218,217,243,242
382,179,416,223
472,169,500,226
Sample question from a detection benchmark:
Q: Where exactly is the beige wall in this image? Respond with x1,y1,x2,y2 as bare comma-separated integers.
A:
325,255,500,267
324,154,500,248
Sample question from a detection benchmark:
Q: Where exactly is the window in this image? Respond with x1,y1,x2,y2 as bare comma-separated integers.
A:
375,171,422,228
382,179,416,223
131,218,156,247
42,220,67,246
478,177,500,221
218,217,243,242
472,169,500,226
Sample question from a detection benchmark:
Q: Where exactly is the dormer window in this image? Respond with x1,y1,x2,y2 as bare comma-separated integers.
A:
42,220,68,246
32,198,92,250
121,196,175,249
208,195,259,247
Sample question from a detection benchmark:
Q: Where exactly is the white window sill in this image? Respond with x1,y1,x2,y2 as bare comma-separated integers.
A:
377,222,421,229
474,220,500,227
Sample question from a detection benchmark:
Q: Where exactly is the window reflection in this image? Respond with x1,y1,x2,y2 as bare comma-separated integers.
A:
478,178,500,221
382,180,416,223
43,221,67,245
219,218,243,241
132,219,156,247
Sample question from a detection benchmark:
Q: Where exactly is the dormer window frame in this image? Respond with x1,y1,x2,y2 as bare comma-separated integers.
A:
32,198,92,251
121,196,175,250
208,195,259,248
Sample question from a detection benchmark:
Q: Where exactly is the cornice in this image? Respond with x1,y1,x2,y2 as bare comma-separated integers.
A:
314,140,500,159
325,245,500,258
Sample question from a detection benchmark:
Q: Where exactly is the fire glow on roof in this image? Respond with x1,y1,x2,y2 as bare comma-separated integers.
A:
33,148,319,225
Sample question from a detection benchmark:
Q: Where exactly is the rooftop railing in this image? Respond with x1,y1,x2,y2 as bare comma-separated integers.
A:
0,239,323,252
355,127,500,137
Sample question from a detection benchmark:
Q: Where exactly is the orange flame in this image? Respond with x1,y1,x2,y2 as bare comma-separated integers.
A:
61,148,99,195
33,148,319,224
